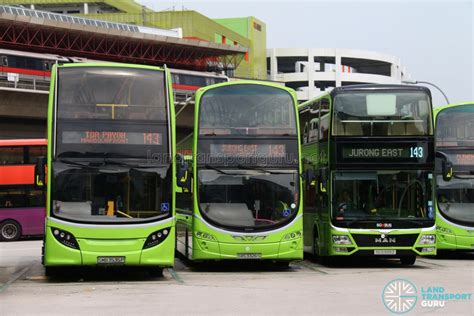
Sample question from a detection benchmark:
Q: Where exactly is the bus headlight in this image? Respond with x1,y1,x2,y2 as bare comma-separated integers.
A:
332,235,352,245
143,227,171,249
284,231,302,240
419,235,436,245
196,231,216,241
51,227,79,250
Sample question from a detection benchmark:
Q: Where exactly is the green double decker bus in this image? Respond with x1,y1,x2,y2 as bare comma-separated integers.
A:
299,84,437,265
176,81,303,264
434,102,474,251
37,63,178,275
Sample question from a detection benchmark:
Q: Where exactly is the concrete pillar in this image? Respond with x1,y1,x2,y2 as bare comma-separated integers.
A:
335,49,342,87
307,48,316,100
269,49,278,81
84,3,89,14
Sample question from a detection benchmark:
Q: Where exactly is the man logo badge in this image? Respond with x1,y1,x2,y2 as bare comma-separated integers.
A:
375,234,396,244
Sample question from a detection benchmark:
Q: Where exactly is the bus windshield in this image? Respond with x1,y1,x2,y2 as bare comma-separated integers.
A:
52,66,172,224
333,171,433,220
436,104,474,148
198,169,299,229
56,67,168,159
437,177,474,225
332,91,433,137
52,164,172,223
198,84,296,136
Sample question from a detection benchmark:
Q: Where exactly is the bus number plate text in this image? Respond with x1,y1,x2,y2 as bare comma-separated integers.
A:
374,250,396,255
237,253,262,259
97,256,125,265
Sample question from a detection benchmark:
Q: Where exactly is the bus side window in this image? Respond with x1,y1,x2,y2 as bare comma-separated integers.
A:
0,146,25,164
303,122,309,144
1,56,7,66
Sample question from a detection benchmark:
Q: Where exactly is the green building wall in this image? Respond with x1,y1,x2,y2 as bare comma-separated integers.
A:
2,1,267,79
214,17,267,80
78,11,265,79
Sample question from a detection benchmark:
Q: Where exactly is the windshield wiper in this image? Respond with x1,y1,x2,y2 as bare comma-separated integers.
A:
58,159,100,168
204,164,240,175
236,164,292,175
103,159,166,169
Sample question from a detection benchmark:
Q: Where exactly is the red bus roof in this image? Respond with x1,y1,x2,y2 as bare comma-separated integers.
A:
0,139,47,147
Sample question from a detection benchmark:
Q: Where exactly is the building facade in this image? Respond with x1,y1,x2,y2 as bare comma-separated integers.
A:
6,0,267,79
267,48,409,102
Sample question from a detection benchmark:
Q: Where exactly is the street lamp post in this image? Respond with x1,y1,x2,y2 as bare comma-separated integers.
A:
402,79,450,104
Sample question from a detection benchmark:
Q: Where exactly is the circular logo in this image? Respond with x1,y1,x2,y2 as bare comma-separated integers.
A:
382,279,418,314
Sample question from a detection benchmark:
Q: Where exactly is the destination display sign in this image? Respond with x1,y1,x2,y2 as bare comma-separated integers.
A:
337,142,432,164
210,144,286,158
62,131,162,145
342,146,423,159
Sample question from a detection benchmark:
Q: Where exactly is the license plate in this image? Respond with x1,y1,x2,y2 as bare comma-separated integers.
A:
374,250,397,255
237,253,262,259
97,256,125,265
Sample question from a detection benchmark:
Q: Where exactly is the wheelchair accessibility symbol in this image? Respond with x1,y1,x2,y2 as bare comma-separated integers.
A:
282,209,291,217
161,203,170,213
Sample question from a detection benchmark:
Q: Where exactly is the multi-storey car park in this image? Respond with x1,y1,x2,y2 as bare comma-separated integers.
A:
267,48,409,103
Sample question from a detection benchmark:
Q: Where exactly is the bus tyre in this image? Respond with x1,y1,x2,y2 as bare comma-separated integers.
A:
400,256,416,265
275,261,290,269
0,220,21,241
320,256,335,266
147,267,163,278
44,266,63,278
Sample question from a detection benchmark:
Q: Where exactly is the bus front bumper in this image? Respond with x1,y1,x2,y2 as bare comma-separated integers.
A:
192,238,303,260
43,226,175,268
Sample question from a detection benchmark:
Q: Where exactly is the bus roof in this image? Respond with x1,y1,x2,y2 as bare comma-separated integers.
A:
434,101,474,115
331,84,431,94
298,84,432,111
0,139,47,147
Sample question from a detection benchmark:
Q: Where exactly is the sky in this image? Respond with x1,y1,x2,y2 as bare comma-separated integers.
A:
137,0,473,107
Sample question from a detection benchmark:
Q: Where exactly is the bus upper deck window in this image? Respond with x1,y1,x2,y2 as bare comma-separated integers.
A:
1,56,7,66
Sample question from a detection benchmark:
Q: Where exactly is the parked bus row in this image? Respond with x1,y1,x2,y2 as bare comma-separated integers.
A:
0,62,471,276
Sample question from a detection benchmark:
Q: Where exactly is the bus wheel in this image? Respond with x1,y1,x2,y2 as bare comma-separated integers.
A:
0,220,21,241
400,256,416,266
147,267,163,278
44,266,64,278
275,261,290,269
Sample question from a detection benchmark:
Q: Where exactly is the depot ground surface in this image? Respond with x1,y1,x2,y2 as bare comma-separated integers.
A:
0,240,472,315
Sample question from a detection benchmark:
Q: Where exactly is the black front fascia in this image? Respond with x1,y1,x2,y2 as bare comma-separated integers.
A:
331,219,434,229
331,136,435,169
197,136,299,167
351,233,419,247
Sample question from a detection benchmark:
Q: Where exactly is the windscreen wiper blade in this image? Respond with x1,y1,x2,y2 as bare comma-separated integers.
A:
236,164,291,175
58,159,99,168
103,159,165,169
204,164,240,175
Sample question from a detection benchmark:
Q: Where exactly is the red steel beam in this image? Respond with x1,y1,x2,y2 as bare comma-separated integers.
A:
0,20,242,71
